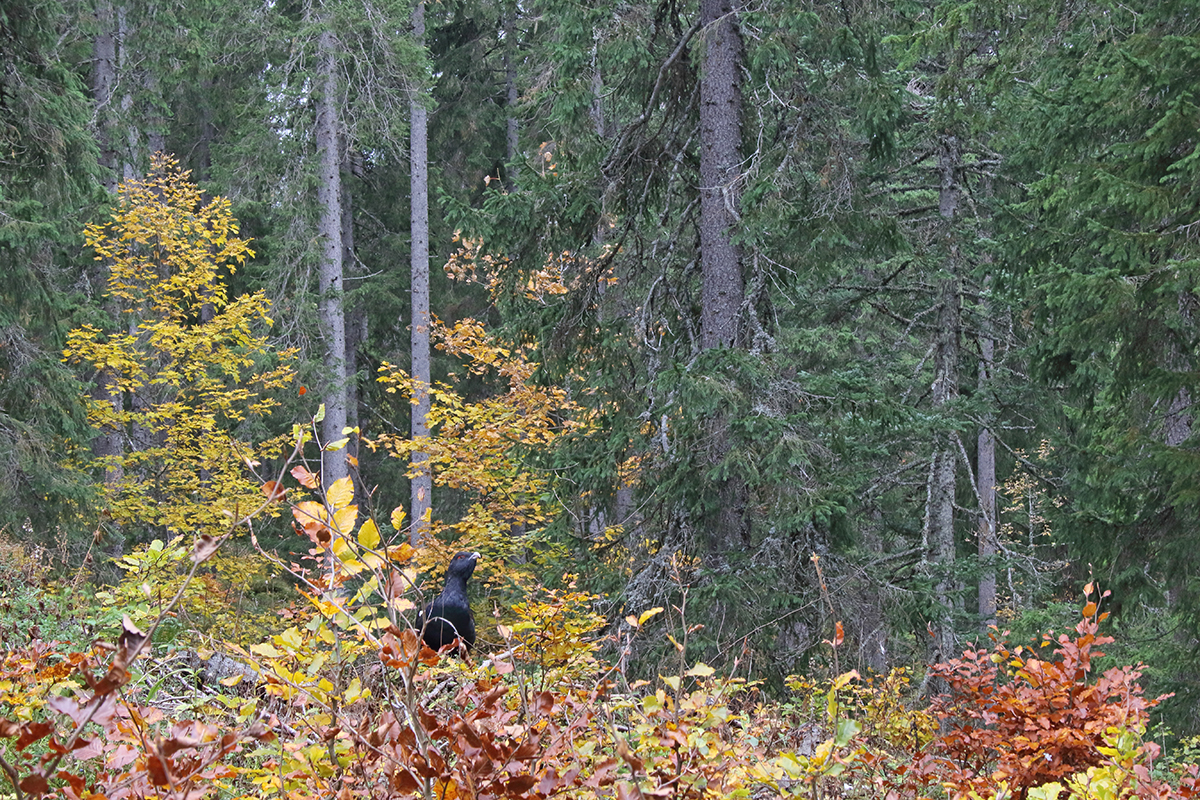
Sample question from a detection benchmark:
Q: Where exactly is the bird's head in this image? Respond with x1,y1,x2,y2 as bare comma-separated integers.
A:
447,551,480,581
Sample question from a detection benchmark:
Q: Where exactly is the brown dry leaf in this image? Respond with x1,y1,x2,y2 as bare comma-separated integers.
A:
290,465,321,489
261,480,286,501
191,534,220,563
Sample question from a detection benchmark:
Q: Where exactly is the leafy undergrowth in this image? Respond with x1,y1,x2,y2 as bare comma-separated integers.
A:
13,154,1199,800
4,471,1200,800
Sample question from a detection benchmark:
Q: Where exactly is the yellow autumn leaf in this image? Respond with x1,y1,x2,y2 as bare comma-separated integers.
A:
293,500,327,526
340,558,367,576
327,476,354,509
277,627,303,651
638,607,664,626
390,505,407,531
249,642,282,658
332,505,357,534
358,517,381,549
344,677,366,704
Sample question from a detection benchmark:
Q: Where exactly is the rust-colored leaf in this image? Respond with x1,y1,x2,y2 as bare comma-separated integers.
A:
505,775,537,795
510,736,539,762
290,465,320,489
92,665,130,695
391,768,421,794
532,691,555,716
419,643,441,666
18,774,49,796
388,541,415,563
47,696,87,727
16,722,53,751
537,767,564,795
113,615,148,672
261,480,286,501
161,733,203,758
56,769,86,795
147,753,171,786
70,734,101,762
451,717,483,750
417,708,442,738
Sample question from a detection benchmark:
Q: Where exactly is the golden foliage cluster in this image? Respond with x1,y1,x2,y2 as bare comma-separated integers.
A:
64,154,295,536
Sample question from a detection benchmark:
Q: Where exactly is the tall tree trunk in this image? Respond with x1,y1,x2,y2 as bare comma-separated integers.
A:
590,43,606,138
502,2,518,192
195,80,216,182
977,312,997,630
926,132,962,667
315,26,349,487
143,70,166,157
117,3,135,180
698,0,746,551
90,0,123,487
92,0,118,193
342,144,361,468
115,5,161,474
697,0,746,553
409,0,432,543
698,0,743,351
1165,295,1194,447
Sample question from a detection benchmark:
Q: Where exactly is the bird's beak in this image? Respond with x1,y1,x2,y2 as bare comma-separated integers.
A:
471,551,481,562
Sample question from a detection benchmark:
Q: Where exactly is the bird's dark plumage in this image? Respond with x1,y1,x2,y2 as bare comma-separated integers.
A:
418,551,479,653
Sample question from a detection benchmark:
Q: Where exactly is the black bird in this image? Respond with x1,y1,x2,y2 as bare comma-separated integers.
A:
417,551,480,653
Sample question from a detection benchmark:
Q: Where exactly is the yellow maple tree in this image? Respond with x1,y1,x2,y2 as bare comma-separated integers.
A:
64,153,295,536
373,316,582,559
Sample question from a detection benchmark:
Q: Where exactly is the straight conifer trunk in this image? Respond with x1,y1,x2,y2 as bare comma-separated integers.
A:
927,133,961,668
316,27,349,487
502,3,519,192
978,326,997,629
92,0,118,193
90,0,123,485
698,0,747,551
409,0,432,543
698,0,743,350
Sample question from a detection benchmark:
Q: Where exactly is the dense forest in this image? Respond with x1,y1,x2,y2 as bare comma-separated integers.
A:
3,0,1200,796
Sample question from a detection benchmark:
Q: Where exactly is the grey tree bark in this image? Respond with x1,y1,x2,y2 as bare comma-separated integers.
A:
116,3,136,180
92,0,118,193
315,25,350,487
342,144,362,468
409,0,432,543
977,317,997,629
698,0,743,351
502,2,519,192
926,132,962,667
90,0,124,486
698,0,747,552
